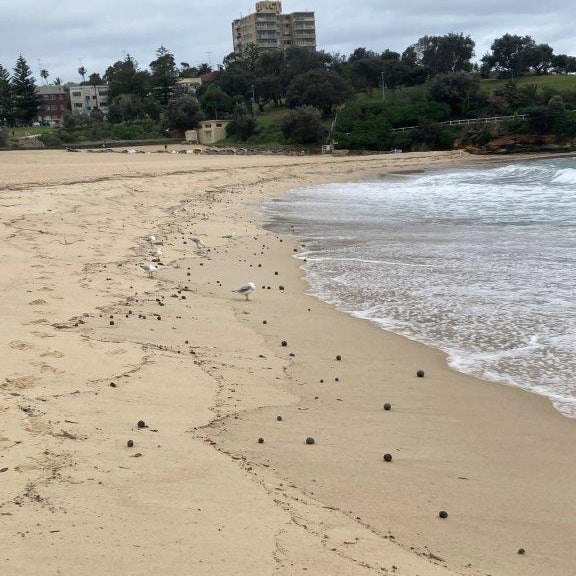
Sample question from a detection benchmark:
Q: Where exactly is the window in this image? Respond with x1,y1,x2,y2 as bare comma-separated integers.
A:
72,91,81,96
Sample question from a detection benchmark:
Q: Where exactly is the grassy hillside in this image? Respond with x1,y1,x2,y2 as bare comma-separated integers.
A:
480,74,576,94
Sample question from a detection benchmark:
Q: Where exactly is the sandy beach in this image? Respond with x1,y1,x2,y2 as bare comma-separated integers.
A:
1,148,575,576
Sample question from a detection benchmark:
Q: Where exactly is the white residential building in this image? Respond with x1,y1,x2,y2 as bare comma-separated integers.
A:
68,85,110,117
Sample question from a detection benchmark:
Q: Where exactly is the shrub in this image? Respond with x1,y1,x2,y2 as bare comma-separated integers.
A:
38,133,63,148
227,105,257,140
281,106,325,144
411,122,456,150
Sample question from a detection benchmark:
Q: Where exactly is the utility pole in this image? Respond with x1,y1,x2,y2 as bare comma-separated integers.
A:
381,71,386,102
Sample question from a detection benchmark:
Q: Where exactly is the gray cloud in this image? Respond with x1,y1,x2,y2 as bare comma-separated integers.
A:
0,1,573,81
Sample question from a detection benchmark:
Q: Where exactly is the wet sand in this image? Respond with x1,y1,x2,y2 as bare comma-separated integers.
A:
0,148,574,576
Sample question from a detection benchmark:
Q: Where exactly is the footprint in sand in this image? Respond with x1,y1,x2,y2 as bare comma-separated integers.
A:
40,349,64,359
27,318,49,325
107,348,128,356
9,341,35,351
1,375,40,390
23,417,52,437
31,362,63,375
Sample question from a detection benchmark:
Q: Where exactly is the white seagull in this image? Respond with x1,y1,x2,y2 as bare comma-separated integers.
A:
232,282,256,300
139,262,157,278
191,237,206,249
149,248,163,259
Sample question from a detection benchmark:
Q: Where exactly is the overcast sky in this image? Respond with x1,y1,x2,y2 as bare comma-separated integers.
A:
1,1,573,82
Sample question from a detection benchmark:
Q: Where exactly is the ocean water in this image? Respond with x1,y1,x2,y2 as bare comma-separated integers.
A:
264,158,576,417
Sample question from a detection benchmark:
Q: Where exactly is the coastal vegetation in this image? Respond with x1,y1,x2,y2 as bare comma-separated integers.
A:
1,33,576,152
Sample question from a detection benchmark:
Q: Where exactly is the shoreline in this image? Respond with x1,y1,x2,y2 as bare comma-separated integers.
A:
1,149,574,575
260,156,576,421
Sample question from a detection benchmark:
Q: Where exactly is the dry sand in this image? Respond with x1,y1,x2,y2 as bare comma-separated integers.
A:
0,148,574,576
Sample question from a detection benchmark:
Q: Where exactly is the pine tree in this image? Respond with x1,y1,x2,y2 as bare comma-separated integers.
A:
0,63,13,125
149,46,179,106
12,55,39,125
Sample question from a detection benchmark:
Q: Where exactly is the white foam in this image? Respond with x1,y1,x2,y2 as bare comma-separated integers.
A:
266,157,576,418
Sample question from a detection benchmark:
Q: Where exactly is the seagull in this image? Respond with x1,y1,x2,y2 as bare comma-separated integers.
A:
191,237,206,249
149,248,163,259
139,262,157,278
232,282,256,300
145,235,156,245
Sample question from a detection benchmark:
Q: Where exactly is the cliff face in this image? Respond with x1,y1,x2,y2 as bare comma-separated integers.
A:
466,133,575,154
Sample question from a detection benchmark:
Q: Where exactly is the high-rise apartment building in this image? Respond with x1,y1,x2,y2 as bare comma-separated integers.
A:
232,2,316,53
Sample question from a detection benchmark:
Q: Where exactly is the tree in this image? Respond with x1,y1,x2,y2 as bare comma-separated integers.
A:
286,69,353,115
54,77,62,86
105,54,150,99
482,34,537,78
552,54,576,74
281,106,325,144
199,84,233,118
525,105,548,134
347,56,383,94
0,63,13,125
528,43,555,75
412,33,475,75
40,69,49,85
197,63,213,76
12,55,39,125
78,66,87,83
546,95,575,137
255,74,283,109
180,62,200,78
88,72,103,85
161,94,202,132
216,68,256,103
427,72,483,117
333,101,393,150
149,46,179,105
280,47,332,89
226,104,257,140
107,93,147,123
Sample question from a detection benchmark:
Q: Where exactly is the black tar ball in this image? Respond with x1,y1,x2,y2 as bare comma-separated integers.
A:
518,548,525,555
383,403,392,411
276,416,282,421
336,355,342,361
306,437,315,445
127,440,134,448
281,341,288,347
439,510,448,519
137,420,146,429
258,437,265,444
417,370,425,378
109,320,115,326
383,453,392,462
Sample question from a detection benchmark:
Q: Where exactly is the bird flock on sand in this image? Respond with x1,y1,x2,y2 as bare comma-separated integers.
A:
138,232,254,299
